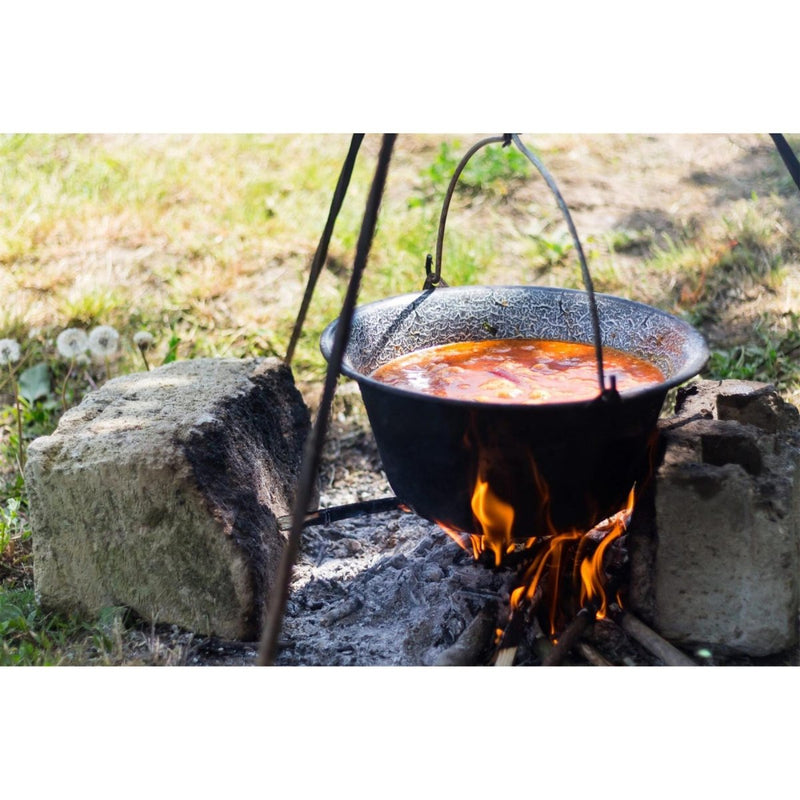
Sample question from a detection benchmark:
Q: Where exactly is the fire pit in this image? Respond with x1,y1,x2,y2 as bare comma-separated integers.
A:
263,380,800,666
308,134,710,662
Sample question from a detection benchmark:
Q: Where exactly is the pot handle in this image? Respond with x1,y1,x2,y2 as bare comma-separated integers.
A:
424,133,613,397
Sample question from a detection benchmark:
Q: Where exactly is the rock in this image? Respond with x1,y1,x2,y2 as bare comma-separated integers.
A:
675,378,800,433
25,357,312,640
629,380,800,657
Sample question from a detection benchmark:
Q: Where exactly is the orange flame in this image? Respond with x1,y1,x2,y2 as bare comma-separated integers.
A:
438,463,637,639
577,485,635,619
470,474,515,567
509,486,635,634
435,475,517,564
513,530,582,635
437,520,472,553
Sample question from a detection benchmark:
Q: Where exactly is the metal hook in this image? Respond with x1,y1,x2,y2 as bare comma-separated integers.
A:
423,253,448,290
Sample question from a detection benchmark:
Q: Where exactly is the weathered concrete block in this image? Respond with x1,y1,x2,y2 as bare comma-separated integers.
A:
629,380,800,657
25,357,311,640
676,378,800,433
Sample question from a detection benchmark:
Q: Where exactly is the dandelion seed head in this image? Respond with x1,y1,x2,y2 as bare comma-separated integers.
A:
133,331,155,350
56,328,89,359
0,338,21,365
88,325,120,357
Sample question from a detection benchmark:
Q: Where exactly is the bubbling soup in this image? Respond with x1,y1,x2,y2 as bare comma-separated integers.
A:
370,338,664,404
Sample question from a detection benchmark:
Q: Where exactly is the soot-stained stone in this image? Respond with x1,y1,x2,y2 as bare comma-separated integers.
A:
25,357,311,640
628,380,800,657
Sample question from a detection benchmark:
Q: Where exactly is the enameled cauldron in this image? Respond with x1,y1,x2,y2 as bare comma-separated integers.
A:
321,285,708,538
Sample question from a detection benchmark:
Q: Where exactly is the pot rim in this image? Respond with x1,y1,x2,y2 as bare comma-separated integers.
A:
321,285,709,411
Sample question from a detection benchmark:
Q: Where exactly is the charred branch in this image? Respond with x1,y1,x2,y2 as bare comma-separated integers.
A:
577,641,613,666
614,609,697,666
492,584,545,666
435,602,498,666
542,607,594,666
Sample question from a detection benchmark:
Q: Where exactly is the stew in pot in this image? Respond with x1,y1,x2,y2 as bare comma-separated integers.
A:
370,339,664,404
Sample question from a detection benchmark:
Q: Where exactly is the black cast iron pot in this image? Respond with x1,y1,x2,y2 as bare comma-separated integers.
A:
321,285,708,539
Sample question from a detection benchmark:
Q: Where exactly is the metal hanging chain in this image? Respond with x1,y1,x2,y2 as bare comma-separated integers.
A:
257,134,398,666
770,134,800,194
285,134,365,366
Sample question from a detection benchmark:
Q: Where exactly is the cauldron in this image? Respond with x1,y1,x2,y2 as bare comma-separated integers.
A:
321,285,708,539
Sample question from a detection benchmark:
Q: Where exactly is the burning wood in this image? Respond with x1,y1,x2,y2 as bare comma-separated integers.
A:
445,469,637,662
491,589,539,666
541,607,595,666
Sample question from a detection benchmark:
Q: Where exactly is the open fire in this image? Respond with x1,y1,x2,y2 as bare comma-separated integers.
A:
269,379,798,666
438,464,637,653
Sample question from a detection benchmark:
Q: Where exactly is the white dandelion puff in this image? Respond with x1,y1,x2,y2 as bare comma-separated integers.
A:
133,331,154,350
0,338,21,365
56,328,89,359
133,330,154,371
88,325,120,358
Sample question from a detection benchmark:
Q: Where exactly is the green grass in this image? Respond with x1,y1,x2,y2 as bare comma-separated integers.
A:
705,313,800,393
0,587,136,666
410,138,532,206
0,496,26,556
603,228,654,254
3,133,800,664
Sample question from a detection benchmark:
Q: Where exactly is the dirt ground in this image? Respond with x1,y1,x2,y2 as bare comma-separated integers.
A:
7,132,800,666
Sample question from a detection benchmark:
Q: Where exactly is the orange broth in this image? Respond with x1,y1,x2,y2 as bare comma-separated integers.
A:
370,339,664,404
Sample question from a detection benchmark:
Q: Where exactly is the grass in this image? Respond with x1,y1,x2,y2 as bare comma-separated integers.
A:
0,586,186,665
706,313,800,390
0,495,26,556
409,138,533,206
2,132,800,664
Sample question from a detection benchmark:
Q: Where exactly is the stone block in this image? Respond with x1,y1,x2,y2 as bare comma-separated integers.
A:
629,380,800,657
675,378,800,432
25,357,311,640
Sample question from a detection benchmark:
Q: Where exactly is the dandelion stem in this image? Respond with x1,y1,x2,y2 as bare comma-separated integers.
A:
13,377,24,472
61,360,74,412
0,340,25,472
139,349,151,371
0,352,31,393
83,370,98,391
4,364,24,472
